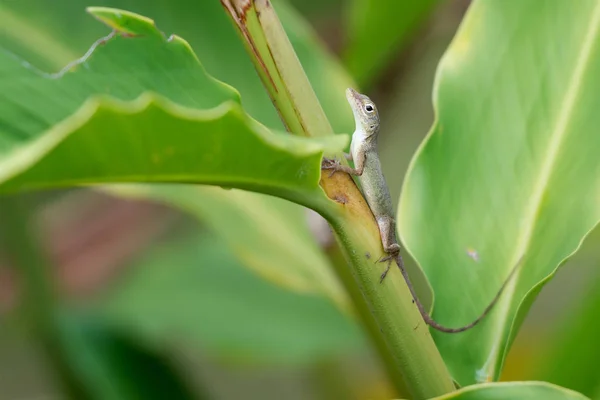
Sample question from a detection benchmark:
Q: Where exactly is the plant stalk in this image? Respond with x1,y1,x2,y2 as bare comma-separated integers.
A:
220,1,455,398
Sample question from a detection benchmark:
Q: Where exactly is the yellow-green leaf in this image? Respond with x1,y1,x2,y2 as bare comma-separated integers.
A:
430,382,589,400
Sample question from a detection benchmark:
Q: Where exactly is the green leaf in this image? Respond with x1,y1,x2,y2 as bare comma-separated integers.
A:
0,8,346,209
399,0,600,385
0,0,354,134
95,232,364,365
343,0,439,87
429,382,589,400
106,184,351,312
0,2,353,316
0,4,79,70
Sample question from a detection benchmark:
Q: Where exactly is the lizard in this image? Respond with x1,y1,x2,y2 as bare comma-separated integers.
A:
321,87,522,333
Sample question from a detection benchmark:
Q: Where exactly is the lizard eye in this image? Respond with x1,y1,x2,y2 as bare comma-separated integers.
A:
364,104,374,112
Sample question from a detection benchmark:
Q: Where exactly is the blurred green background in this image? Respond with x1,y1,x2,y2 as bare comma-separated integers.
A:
1,0,600,399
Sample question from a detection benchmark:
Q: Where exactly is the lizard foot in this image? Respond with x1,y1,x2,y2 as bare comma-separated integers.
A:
379,259,392,283
321,157,342,177
377,246,401,283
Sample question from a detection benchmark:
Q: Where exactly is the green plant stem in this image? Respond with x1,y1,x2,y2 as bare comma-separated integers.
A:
324,241,411,397
0,194,89,400
221,1,455,398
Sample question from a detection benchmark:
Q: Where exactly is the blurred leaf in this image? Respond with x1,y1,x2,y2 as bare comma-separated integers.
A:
530,270,600,397
0,194,91,400
287,0,343,18
94,233,364,365
0,0,354,134
429,382,589,400
57,314,200,400
399,0,600,385
343,0,439,87
0,9,346,208
0,5,79,71
107,184,350,312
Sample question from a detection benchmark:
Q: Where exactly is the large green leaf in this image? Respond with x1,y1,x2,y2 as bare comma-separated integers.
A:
0,1,353,319
429,382,589,400
0,8,346,207
343,0,439,87
107,184,350,312
399,0,600,385
95,232,364,364
0,0,364,389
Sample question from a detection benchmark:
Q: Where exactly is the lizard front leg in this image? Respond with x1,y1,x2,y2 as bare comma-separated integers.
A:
322,149,366,177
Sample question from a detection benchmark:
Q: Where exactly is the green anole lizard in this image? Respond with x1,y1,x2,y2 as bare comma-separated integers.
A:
322,88,521,333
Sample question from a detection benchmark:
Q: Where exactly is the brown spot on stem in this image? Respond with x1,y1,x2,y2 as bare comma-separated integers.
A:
333,194,348,204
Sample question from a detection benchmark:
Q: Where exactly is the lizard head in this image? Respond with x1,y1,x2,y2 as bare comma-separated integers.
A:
346,87,380,137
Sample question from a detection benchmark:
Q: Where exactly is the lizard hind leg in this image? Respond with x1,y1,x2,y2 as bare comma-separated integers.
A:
375,216,401,282
377,216,400,255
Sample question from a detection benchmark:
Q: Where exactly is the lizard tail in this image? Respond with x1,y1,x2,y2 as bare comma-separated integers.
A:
395,253,524,334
